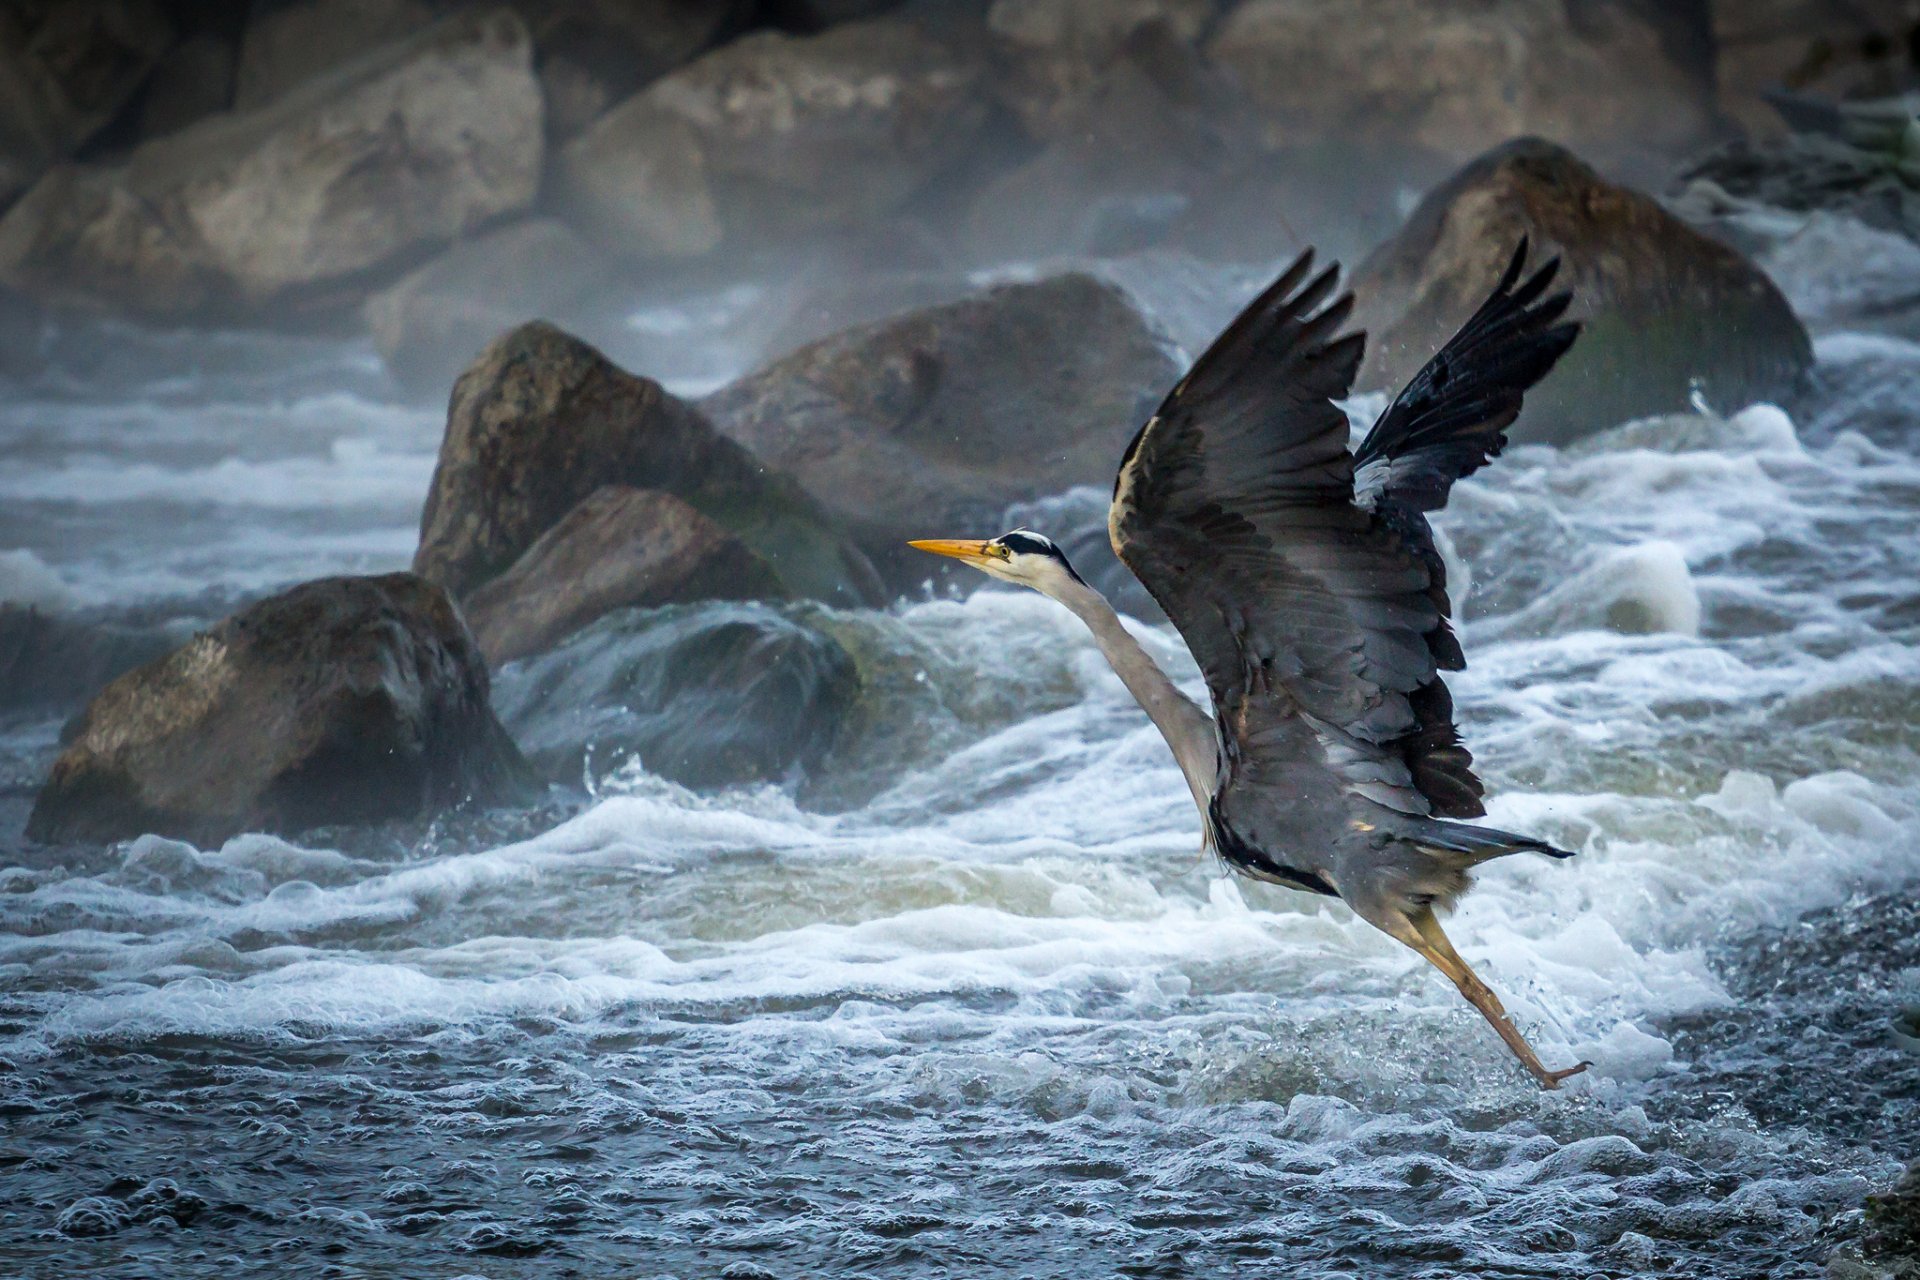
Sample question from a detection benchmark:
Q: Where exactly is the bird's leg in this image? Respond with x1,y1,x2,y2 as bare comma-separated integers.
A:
1393,906,1590,1090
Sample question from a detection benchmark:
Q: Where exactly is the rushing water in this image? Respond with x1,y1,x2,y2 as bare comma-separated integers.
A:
1,249,1917,1278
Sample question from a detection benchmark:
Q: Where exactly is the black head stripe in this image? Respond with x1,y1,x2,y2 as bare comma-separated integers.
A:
998,531,1055,557
997,529,1086,585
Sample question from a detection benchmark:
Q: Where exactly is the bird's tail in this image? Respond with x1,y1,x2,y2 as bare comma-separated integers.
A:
1414,818,1574,865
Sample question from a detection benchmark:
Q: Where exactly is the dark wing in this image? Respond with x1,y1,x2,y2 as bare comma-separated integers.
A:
1109,243,1576,828
1109,250,1444,821
1351,242,1578,812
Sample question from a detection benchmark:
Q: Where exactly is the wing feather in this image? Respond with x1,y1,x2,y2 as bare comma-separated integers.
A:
1110,241,1578,827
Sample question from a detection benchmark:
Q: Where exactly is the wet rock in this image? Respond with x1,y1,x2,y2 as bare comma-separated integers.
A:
1673,111,1920,246
463,486,787,665
1204,0,1714,177
556,17,987,260
0,1,174,207
25,573,534,846
1714,2,1920,138
700,273,1178,586
414,321,879,606
1350,138,1813,444
965,18,1276,262
0,9,542,316
519,0,752,142
233,0,435,109
493,600,857,789
0,604,188,715
1863,1162,1920,1274
984,0,1215,141
363,217,608,394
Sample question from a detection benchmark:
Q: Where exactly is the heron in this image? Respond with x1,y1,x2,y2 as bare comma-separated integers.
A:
911,242,1588,1089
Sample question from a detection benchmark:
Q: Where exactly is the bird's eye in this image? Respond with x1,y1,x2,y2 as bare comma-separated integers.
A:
990,544,1012,560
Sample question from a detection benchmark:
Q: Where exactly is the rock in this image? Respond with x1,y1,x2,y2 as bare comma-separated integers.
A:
1863,1162,1920,1273
233,0,435,110
1350,138,1813,444
1672,114,1920,245
965,20,1275,261
25,573,534,846
363,217,607,394
134,31,239,139
0,8,542,316
413,321,880,606
518,0,752,141
1714,2,1920,138
699,272,1178,585
0,604,188,714
984,0,1215,140
0,0,174,207
492,600,857,789
556,17,986,260
1204,0,1714,177
463,486,787,664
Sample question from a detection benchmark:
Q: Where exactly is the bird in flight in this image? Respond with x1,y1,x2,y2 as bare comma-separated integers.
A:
911,242,1586,1088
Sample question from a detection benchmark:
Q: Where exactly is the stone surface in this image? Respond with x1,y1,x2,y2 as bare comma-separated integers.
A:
985,0,1214,140
965,20,1271,261
0,0,174,207
414,321,880,606
1205,0,1714,176
492,600,858,789
1714,1,1920,137
463,485,787,664
363,216,607,393
25,573,533,846
520,0,752,140
0,8,542,315
556,17,986,259
1351,138,1813,444
700,272,1178,584
233,0,435,109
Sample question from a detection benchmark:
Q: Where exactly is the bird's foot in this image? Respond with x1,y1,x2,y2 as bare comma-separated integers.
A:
1536,1060,1592,1090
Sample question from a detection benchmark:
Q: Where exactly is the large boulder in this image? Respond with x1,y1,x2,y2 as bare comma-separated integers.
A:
699,272,1179,583
1204,0,1714,177
463,485,787,665
492,600,858,789
556,17,987,259
25,573,533,846
0,1,174,207
1350,138,1813,444
363,216,608,394
414,321,881,606
0,8,542,316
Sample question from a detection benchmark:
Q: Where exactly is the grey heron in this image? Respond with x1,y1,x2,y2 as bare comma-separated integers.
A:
911,242,1588,1089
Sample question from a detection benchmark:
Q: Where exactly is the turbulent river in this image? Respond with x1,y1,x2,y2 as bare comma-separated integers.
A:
2,251,1917,1278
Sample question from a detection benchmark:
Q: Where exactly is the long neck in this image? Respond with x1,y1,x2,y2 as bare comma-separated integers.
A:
1051,576,1217,814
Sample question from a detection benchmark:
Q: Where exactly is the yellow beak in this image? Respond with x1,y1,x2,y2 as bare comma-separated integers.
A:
907,538,997,566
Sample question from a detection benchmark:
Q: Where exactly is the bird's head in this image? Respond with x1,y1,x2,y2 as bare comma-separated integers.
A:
908,528,1087,596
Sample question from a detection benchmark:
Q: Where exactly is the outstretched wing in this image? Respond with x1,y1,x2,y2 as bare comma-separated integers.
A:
1108,243,1576,827
1352,243,1578,812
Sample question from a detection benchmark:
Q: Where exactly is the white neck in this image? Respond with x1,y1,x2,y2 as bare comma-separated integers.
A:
1048,574,1218,816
